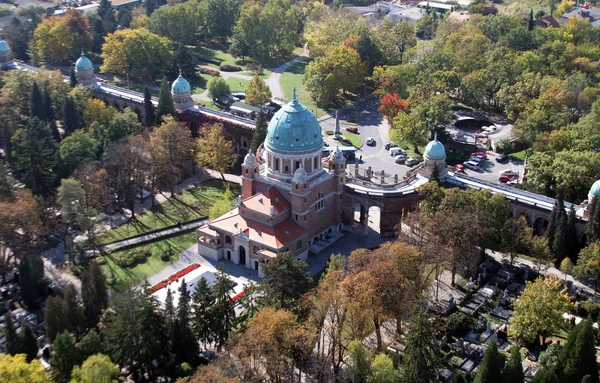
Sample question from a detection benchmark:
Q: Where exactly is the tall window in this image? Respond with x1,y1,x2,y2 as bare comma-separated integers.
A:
275,158,279,171
296,240,302,250
314,156,318,169
315,192,324,211
225,235,232,245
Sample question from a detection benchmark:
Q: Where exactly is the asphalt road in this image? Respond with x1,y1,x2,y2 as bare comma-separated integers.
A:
320,100,525,186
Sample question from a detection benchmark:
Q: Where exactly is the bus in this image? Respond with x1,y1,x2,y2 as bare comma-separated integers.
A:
322,146,356,160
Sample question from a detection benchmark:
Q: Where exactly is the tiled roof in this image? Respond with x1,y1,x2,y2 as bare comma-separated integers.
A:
209,213,306,249
241,187,290,216
258,249,278,258
197,226,219,237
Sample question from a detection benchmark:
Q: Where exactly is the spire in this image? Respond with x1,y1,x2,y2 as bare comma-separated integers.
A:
292,87,298,104
179,68,182,76
434,131,438,141
80,48,85,56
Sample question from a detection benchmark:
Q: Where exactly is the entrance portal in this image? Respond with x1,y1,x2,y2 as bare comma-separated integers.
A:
239,246,246,265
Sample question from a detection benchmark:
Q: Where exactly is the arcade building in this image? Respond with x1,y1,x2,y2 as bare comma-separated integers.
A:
196,90,348,276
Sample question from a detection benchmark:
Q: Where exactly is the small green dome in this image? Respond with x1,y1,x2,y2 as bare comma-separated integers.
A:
423,134,446,161
590,180,600,199
266,88,322,153
75,52,93,71
171,74,190,94
0,40,9,53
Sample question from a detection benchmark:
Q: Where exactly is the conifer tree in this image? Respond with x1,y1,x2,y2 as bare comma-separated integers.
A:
586,198,600,243
250,111,267,153
92,18,105,53
191,277,215,347
143,86,155,127
63,283,84,338
45,294,66,342
533,368,560,383
553,213,570,264
63,96,80,136
547,187,566,252
19,254,45,307
567,205,578,257
403,307,439,383
529,9,534,31
156,76,176,124
77,330,103,360
173,280,197,363
20,324,39,362
4,312,19,355
502,346,524,383
261,251,311,310
12,117,58,196
30,82,45,121
70,67,78,88
558,320,599,383
430,163,440,185
212,263,236,350
81,262,109,329
0,160,14,199
97,0,116,33
475,339,505,383
164,288,175,329
51,331,80,383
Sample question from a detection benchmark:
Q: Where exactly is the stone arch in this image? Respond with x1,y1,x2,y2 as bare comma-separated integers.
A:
368,205,382,235
353,202,367,225
533,217,549,237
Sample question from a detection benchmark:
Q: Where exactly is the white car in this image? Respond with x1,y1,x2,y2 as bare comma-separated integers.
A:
366,137,375,146
500,169,517,177
405,157,420,166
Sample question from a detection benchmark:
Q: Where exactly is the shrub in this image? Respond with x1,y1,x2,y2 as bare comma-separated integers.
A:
578,301,600,322
219,63,242,72
446,312,473,337
161,250,171,262
325,130,334,135
176,362,194,377
198,67,220,76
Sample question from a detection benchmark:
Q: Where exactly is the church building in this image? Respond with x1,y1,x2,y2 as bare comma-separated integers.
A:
196,89,347,275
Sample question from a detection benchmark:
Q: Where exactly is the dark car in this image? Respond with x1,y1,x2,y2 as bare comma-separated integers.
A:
496,153,508,162
385,142,397,150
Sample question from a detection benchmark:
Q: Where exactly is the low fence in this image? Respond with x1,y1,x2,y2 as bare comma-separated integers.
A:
346,164,419,189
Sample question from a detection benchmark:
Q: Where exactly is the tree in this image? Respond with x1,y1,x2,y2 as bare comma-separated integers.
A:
509,276,571,345
0,160,15,200
57,178,86,225
261,251,311,310
0,353,51,383
52,331,81,383
4,313,19,355
148,2,202,46
560,257,574,282
304,46,367,104
63,96,81,136
211,264,236,350
529,8,534,31
92,18,106,53
553,213,570,263
20,324,40,363
77,330,103,361
81,262,108,329
191,277,215,347
531,236,552,272
143,86,155,127
558,320,599,383
117,8,132,28
63,284,85,338
97,0,116,34
250,111,267,153
403,307,439,383
208,185,233,219
19,254,45,307
169,44,197,81
378,92,410,127
355,32,382,72
207,76,230,99
245,75,272,106
574,242,600,292
392,111,427,152
11,117,58,196
82,99,115,129
143,0,158,16
196,123,236,180
172,280,197,363
345,340,372,383
369,353,399,383
156,76,176,123
474,339,505,383
586,199,600,243
60,131,97,174
101,28,172,80
30,82,45,120
69,354,119,383
33,9,90,62
501,216,532,266
196,0,240,41
45,295,66,342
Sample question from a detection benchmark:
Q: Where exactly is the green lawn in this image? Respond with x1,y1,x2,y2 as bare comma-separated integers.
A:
97,180,240,245
196,44,243,69
190,74,211,95
99,230,199,292
226,77,250,93
279,60,330,118
509,149,528,162
341,132,363,148
242,70,272,78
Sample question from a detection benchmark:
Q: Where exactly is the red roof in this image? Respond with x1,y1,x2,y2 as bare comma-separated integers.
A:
241,187,290,216
209,213,306,249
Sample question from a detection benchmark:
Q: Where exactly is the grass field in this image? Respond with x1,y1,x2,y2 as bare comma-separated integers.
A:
242,70,272,78
509,149,528,162
100,230,199,292
341,132,363,148
195,44,299,71
279,60,328,117
226,77,250,93
97,180,240,245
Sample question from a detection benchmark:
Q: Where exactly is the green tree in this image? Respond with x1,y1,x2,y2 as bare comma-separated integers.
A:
164,288,175,329
60,131,97,174
207,76,230,99
45,295,67,342
0,353,51,383
69,354,119,383
345,340,372,383
143,86,155,128
586,198,600,243
191,277,215,347
574,242,600,292
196,123,236,180
208,185,233,219
546,187,566,251
501,216,532,266
355,32,382,72
117,8,132,28
96,0,116,34
169,44,197,81
4,313,19,355
143,0,158,16
156,76,176,123
553,213,570,263
531,236,553,272
63,96,81,136
368,353,399,383
43,85,61,142
11,117,58,196
172,279,197,363
211,263,236,350
250,111,267,153
19,254,45,307
52,331,81,383
63,284,85,338
197,0,240,41
508,276,571,345
245,74,272,106
20,324,40,363
147,2,201,46
475,339,505,383
30,82,45,120
261,251,311,310
57,178,86,224
558,320,599,383
91,18,106,53
81,262,108,329
403,307,439,383
0,160,15,199
500,347,522,382
77,330,103,361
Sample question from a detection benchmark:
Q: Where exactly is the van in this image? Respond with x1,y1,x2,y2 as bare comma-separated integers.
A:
390,148,406,157
463,160,480,170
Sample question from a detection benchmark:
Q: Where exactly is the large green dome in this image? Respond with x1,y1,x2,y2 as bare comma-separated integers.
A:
75,51,93,71
0,40,9,53
265,88,322,153
423,134,446,161
171,73,190,94
590,180,600,199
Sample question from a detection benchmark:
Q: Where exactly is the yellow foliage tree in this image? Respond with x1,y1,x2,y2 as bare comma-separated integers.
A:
83,98,116,128
0,353,52,383
196,123,237,180
245,75,272,106
33,9,90,63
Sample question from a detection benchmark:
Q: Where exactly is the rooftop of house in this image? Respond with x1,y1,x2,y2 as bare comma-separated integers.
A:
535,15,560,28
561,6,600,22
240,187,290,217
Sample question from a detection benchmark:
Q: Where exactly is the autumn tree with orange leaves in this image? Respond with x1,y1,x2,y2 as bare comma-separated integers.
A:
378,92,409,127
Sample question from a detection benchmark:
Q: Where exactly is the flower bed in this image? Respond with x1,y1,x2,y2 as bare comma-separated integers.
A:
229,285,253,304
148,263,201,294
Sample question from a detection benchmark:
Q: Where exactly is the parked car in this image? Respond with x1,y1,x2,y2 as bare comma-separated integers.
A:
469,156,484,164
346,126,358,133
385,142,397,150
454,164,465,173
390,148,406,157
395,155,408,164
498,175,516,183
471,151,487,159
366,137,376,146
405,157,420,166
496,153,508,162
463,160,480,170
500,169,517,177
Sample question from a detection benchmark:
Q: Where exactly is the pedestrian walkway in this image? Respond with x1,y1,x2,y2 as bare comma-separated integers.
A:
266,46,309,99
